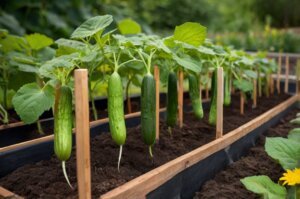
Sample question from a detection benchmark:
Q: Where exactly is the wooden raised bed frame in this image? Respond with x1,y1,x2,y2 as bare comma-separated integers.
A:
0,94,298,199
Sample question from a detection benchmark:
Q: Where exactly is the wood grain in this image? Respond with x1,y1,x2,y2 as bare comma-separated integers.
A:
285,55,290,93
216,67,224,139
154,65,160,141
277,52,282,94
178,70,184,128
74,69,91,199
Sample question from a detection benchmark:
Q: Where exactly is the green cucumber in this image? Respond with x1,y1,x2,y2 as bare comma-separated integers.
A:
141,74,156,157
166,72,178,127
224,70,231,106
108,71,126,171
209,69,218,125
188,73,203,119
54,85,72,162
54,85,73,188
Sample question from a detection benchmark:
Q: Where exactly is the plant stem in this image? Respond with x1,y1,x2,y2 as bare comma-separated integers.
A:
117,145,123,172
126,77,132,114
149,145,153,158
88,81,98,120
37,120,45,135
62,161,73,189
0,104,8,124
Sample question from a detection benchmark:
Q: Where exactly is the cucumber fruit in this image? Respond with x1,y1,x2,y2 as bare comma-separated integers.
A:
141,74,156,157
224,70,231,106
209,69,218,125
54,85,73,188
188,73,203,119
108,71,126,171
166,72,178,127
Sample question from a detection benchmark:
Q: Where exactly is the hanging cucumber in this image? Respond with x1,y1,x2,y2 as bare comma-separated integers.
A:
166,72,178,127
188,73,203,119
54,85,73,189
108,71,126,171
141,74,156,157
224,70,231,106
209,68,218,125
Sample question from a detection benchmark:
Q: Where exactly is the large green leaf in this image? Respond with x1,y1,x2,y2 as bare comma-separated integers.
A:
55,38,86,51
12,83,55,124
118,18,141,35
265,137,300,170
290,118,300,125
25,33,53,50
0,35,27,53
174,22,206,47
71,15,113,39
288,128,300,142
172,54,201,73
241,176,286,199
233,79,253,92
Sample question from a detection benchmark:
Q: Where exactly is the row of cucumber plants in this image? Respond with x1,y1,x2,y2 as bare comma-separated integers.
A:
241,113,300,198
0,15,279,187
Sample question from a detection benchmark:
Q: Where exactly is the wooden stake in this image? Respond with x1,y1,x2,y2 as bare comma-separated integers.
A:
154,65,160,141
297,59,300,95
240,92,244,115
253,79,257,108
216,67,224,139
75,69,91,199
285,55,289,93
178,70,184,128
270,74,274,95
258,70,262,97
277,52,282,94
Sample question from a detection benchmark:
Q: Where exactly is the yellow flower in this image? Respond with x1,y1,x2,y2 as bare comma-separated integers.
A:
279,168,300,186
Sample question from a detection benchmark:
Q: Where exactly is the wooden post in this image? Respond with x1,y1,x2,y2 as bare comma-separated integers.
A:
258,70,262,97
74,69,91,199
277,52,282,94
253,79,257,108
270,74,274,95
297,59,300,95
178,70,184,128
285,55,289,93
240,92,244,115
216,67,224,139
154,65,160,141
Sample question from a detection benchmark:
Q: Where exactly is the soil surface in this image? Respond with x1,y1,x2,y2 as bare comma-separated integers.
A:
0,94,291,199
194,108,298,199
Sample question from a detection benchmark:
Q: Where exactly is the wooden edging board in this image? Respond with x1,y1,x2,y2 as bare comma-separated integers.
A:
0,186,23,199
100,94,299,199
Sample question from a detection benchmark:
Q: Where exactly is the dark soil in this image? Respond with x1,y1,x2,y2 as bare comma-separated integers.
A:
194,108,298,199
0,94,291,199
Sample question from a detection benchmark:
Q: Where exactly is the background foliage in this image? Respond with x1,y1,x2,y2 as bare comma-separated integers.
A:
0,0,299,52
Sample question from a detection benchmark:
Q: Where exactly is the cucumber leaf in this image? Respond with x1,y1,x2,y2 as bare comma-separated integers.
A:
241,175,286,199
71,15,113,39
172,54,201,73
233,79,253,92
290,118,300,125
25,33,53,50
265,137,300,170
174,22,206,47
12,83,55,124
118,18,141,35
288,128,300,142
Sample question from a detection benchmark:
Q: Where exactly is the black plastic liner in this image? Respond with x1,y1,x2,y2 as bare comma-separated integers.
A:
146,101,298,199
0,92,198,148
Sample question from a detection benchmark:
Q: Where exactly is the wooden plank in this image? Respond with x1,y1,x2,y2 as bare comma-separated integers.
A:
100,94,298,199
154,65,160,141
178,70,184,128
285,55,290,93
75,69,91,199
277,52,282,94
240,92,244,115
0,186,23,199
216,67,223,139
270,74,274,95
253,79,257,108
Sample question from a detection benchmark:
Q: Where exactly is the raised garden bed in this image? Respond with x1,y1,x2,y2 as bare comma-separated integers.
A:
194,107,299,199
0,93,296,198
